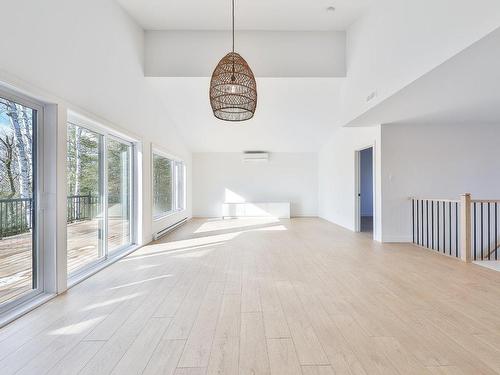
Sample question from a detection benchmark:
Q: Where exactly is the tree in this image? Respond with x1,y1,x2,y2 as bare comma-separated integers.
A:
73,126,82,195
3,101,31,198
0,134,18,199
67,123,100,197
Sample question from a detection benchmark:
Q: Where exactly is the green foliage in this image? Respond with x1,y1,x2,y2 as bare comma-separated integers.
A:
107,138,130,203
153,154,172,216
0,98,33,199
66,123,100,197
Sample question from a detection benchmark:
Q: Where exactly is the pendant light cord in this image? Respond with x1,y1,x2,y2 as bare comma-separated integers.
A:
231,0,236,80
232,0,235,53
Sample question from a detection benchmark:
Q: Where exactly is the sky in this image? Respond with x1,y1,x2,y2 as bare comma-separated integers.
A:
0,112,11,129
0,99,32,134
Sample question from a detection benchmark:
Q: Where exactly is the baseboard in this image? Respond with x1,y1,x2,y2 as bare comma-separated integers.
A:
317,216,355,232
382,235,412,243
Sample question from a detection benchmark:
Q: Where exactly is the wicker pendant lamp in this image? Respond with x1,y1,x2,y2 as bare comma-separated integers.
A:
210,0,257,122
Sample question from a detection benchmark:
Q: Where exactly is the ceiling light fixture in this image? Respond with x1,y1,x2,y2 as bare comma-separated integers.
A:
209,0,257,122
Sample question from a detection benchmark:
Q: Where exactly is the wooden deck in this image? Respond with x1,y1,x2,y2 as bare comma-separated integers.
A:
0,218,130,306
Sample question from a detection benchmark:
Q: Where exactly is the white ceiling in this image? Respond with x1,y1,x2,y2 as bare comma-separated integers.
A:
116,0,372,31
148,77,343,152
348,26,500,126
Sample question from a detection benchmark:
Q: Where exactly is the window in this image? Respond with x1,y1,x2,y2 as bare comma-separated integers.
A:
0,92,41,310
153,154,172,217
67,119,135,277
152,152,185,218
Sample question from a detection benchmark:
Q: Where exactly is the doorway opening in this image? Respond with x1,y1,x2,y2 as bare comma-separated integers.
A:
356,146,374,235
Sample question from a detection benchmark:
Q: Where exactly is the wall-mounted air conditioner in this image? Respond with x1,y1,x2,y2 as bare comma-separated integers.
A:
243,151,269,163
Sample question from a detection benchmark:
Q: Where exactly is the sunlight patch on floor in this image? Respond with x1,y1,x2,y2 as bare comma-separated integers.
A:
48,317,104,336
194,217,280,233
82,293,142,311
254,224,287,231
109,274,173,290
145,232,241,253
173,248,214,258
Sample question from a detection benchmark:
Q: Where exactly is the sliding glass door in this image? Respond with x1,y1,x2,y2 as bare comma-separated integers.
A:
0,94,39,308
107,138,132,253
67,122,134,277
67,124,104,275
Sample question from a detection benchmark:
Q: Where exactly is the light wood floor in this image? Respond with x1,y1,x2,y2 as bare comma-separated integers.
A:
2,217,500,374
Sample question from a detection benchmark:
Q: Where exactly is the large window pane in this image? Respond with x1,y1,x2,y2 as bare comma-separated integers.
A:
0,97,36,305
153,154,172,217
107,138,132,252
66,124,103,275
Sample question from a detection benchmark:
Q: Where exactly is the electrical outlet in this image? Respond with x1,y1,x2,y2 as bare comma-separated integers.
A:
366,91,377,102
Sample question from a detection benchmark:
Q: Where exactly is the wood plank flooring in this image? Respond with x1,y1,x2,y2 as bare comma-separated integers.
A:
2,217,500,374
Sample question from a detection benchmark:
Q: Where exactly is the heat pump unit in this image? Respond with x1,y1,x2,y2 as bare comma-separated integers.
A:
243,151,269,163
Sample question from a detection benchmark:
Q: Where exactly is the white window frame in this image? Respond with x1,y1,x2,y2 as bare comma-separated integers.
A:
151,148,186,220
106,134,134,256
174,160,186,211
0,87,45,315
66,112,138,280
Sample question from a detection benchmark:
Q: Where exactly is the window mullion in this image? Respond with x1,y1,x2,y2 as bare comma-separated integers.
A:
102,135,108,259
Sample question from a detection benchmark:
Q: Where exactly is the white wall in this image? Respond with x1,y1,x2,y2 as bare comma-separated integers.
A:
360,148,373,216
318,126,382,241
145,31,346,78
381,123,500,242
0,0,192,247
193,153,318,218
341,0,500,126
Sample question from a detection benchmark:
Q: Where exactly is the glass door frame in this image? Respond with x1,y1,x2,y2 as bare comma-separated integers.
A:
66,113,136,279
0,87,44,314
105,134,134,257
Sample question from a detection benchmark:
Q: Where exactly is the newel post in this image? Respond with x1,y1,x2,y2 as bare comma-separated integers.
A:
460,193,472,262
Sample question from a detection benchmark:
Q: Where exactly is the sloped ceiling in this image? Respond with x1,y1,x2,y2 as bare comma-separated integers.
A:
348,27,500,126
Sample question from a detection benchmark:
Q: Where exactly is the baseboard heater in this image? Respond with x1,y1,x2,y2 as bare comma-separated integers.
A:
153,217,188,241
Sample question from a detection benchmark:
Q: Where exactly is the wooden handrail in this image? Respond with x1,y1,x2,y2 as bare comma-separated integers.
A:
409,197,460,203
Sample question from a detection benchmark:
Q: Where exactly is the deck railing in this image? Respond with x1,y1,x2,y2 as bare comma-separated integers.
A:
411,194,500,262
67,194,100,223
0,198,33,239
0,194,100,239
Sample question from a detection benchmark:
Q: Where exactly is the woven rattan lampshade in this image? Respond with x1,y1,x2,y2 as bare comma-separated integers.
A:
209,0,257,122
210,52,257,121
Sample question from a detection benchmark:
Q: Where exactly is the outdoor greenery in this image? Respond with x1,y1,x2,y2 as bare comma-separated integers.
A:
67,125,131,201
0,98,181,238
67,123,100,197
107,138,131,205
0,98,33,200
153,154,172,216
